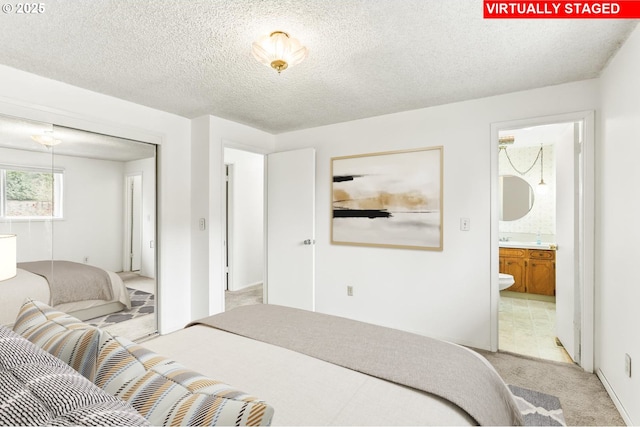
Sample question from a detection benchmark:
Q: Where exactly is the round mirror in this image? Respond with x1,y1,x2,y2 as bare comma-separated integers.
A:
499,175,534,221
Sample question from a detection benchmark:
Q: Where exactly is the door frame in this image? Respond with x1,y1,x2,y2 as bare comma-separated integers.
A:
224,163,234,291
490,110,595,372
124,172,143,272
220,140,271,309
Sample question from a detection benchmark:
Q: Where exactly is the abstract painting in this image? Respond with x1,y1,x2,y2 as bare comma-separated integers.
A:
331,146,443,250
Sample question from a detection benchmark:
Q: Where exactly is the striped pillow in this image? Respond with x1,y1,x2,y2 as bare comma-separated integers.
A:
0,325,149,426
96,331,274,426
12,299,100,380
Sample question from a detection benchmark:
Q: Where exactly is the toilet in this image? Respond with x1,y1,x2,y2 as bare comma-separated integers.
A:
499,273,515,290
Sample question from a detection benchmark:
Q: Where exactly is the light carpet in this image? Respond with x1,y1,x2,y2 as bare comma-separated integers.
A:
478,349,624,426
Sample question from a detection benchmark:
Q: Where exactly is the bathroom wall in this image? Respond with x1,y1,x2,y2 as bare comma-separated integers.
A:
499,144,556,241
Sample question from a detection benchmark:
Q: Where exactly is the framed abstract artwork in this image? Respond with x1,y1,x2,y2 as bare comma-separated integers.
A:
331,146,443,250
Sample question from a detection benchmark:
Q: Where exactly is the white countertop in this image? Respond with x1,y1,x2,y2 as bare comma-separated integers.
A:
499,241,556,250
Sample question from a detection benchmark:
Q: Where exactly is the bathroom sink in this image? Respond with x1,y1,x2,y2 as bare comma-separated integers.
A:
499,241,556,250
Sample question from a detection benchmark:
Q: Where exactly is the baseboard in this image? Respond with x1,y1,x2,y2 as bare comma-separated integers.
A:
596,368,633,426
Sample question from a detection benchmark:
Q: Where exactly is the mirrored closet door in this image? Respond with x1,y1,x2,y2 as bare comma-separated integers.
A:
0,113,157,339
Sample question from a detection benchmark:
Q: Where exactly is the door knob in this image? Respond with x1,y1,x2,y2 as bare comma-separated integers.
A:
303,239,315,245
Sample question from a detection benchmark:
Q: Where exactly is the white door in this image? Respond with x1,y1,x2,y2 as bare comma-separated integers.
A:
266,148,315,311
555,121,581,362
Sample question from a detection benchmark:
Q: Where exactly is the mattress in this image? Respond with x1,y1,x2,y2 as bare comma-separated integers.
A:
144,325,476,426
0,267,130,326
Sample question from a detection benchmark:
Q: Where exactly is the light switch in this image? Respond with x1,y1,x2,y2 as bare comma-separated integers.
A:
460,217,470,231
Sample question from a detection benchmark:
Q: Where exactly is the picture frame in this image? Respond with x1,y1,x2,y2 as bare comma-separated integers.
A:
331,146,443,251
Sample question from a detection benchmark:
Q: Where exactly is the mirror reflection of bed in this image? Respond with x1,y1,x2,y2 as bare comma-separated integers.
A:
0,113,157,340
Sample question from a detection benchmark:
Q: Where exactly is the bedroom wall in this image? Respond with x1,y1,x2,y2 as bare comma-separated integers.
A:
597,24,640,425
274,79,598,349
224,147,264,291
0,64,191,334
0,147,124,271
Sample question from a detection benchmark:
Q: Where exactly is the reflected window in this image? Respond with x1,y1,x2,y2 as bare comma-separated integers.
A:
1,166,64,219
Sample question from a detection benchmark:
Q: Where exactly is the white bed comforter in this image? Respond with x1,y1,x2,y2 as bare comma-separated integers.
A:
144,325,477,426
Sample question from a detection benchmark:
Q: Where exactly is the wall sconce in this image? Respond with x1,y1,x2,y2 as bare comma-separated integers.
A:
31,130,62,147
252,31,308,73
498,135,515,149
0,234,17,281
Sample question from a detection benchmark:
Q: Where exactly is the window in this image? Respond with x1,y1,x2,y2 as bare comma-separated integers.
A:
1,166,64,219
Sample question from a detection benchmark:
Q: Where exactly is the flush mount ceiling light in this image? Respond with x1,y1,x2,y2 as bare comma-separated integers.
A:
31,130,62,147
252,31,308,73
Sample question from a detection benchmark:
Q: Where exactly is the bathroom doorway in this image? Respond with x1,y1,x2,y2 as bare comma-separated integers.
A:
491,111,595,372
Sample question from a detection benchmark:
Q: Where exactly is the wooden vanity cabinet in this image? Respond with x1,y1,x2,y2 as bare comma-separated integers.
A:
527,250,556,296
499,247,556,296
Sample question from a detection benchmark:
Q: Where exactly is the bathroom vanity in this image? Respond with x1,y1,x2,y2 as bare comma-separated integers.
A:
499,244,556,296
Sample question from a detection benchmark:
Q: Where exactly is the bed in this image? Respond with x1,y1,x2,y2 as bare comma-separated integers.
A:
144,304,524,426
0,260,130,326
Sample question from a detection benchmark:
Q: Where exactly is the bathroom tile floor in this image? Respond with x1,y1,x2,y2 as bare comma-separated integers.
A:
499,291,574,364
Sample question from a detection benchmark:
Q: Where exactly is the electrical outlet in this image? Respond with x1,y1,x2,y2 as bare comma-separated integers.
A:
83,256,89,264
199,218,206,231
347,286,353,296
625,353,632,377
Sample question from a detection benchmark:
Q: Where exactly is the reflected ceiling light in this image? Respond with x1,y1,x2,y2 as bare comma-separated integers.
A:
31,130,62,147
252,31,308,73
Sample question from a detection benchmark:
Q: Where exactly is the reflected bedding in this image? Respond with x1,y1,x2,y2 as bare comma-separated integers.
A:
0,261,130,325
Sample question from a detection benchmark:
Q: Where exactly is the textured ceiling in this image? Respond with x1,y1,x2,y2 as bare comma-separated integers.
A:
0,0,636,134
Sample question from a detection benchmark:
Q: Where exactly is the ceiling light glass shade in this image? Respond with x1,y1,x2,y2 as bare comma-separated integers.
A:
252,31,308,73
31,130,62,146
0,234,17,281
